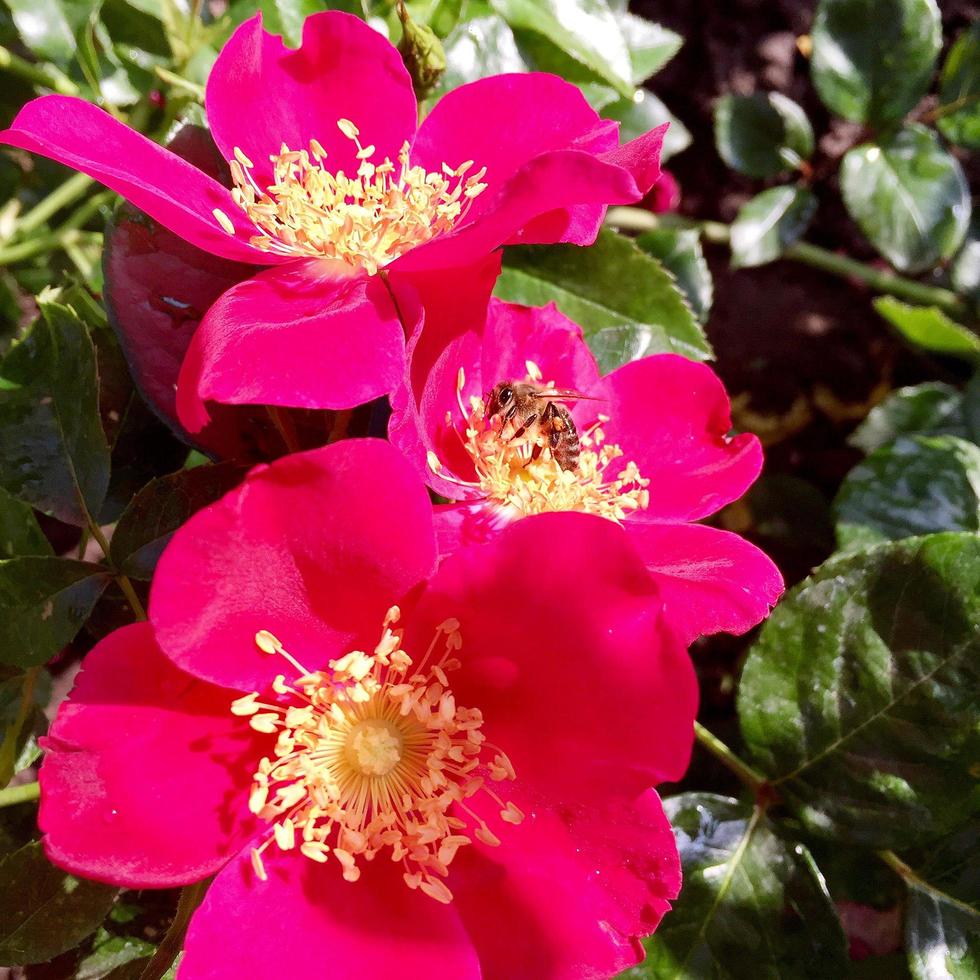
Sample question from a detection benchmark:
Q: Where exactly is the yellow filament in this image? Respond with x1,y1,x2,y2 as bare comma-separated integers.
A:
233,607,520,903
217,119,487,274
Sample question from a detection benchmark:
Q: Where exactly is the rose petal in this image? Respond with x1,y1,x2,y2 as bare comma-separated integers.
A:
410,512,697,798
452,789,679,979
0,96,275,264
179,848,479,979
393,149,642,273
411,72,616,229
206,12,417,186
387,258,500,493
594,354,763,522
626,522,784,645
598,123,667,199
150,439,437,692
39,623,261,888
175,261,406,433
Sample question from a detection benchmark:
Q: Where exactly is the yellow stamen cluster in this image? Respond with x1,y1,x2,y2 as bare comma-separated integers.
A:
232,608,521,904
212,119,487,275
428,363,650,522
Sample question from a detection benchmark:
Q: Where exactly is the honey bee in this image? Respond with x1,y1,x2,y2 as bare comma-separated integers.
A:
485,381,594,472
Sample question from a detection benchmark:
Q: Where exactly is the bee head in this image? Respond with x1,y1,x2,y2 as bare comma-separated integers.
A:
486,382,515,419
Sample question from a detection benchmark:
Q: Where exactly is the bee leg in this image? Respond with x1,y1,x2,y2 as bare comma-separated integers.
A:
523,442,545,468
507,413,538,443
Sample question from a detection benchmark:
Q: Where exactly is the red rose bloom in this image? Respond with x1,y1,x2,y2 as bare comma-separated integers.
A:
40,440,697,978
1,12,666,432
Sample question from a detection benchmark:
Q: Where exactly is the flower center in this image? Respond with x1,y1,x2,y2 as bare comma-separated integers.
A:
347,719,403,777
427,361,650,522
232,607,522,904
212,119,487,275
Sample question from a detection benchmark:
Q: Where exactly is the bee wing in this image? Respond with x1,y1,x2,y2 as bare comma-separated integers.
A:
533,388,604,403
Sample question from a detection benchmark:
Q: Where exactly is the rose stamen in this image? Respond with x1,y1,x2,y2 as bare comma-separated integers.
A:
233,606,520,903
213,120,487,274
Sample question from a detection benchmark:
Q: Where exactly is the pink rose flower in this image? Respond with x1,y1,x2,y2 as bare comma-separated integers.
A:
40,439,696,978
1,11,666,433
390,300,784,645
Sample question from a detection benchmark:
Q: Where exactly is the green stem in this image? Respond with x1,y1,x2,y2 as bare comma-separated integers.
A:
0,190,111,265
139,878,211,980
606,207,969,321
0,780,40,808
878,850,980,918
9,172,94,242
694,721,768,794
154,66,205,101
922,92,980,123
0,229,98,265
86,520,147,621
0,45,79,96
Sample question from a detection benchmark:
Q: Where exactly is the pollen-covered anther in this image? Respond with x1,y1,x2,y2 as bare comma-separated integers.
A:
214,119,487,274
235,609,520,903
435,368,651,522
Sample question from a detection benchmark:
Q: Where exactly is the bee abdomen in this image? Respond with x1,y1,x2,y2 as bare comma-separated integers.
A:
549,405,580,471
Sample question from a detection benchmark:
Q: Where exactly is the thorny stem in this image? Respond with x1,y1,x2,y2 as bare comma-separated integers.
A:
0,44,79,96
86,519,147,621
0,780,40,808
693,721,769,795
606,207,971,321
139,877,212,980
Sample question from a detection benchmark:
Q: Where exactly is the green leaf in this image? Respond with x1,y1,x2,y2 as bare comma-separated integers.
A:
0,557,109,667
2,0,78,64
489,0,634,98
110,462,247,580
906,884,980,980
937,23,980,151
77,929,156,980
739,532,980,849
0,488,51,560
730,185,817,268
810,0,942,127
0,302,111,527
631,794,847,978
601,90,691,159
437,15,526,92
834,435,980,551
495,229,712,372
950,217,980,303
0,841,117,966
873,297,980,363
841,126,971,273
713,92,814,178
616,12,681,85
849,383,969,453
636,228,713,323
